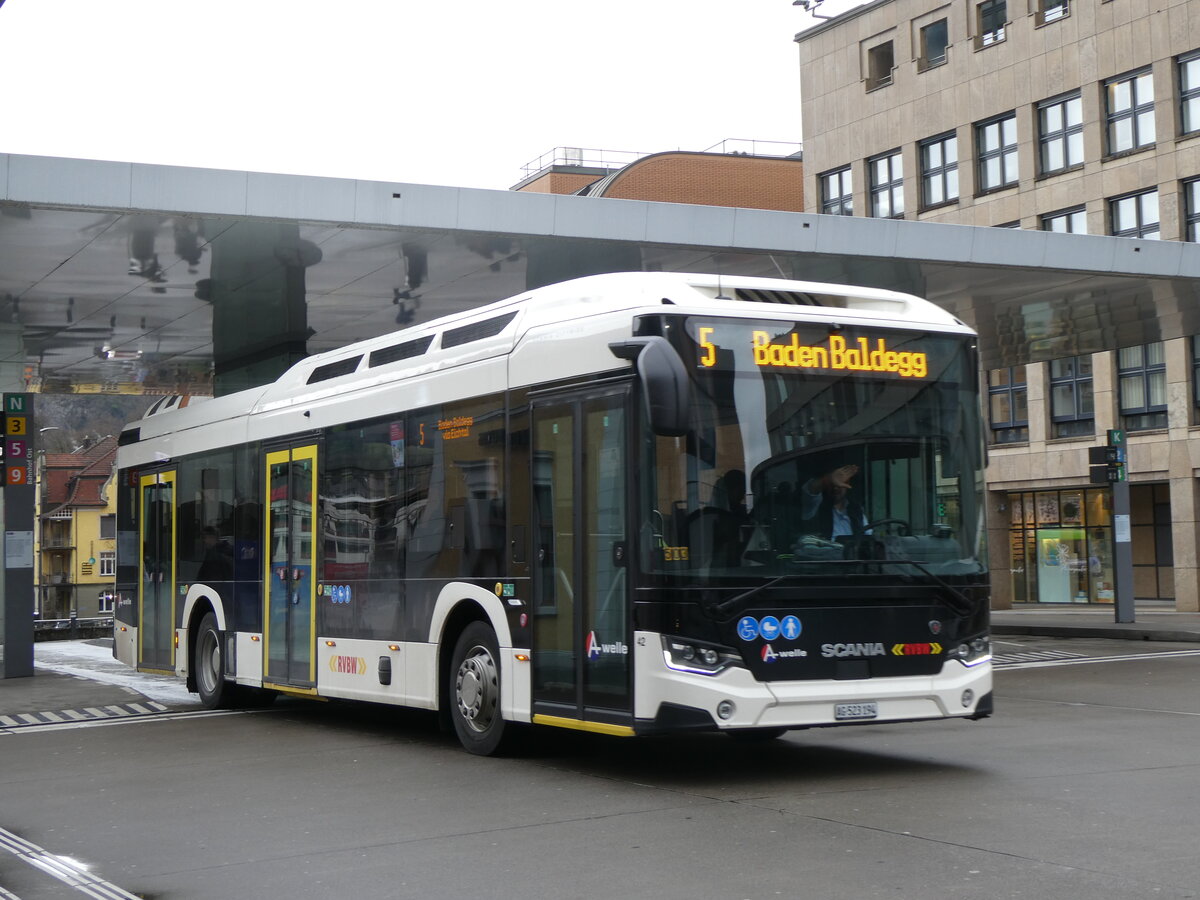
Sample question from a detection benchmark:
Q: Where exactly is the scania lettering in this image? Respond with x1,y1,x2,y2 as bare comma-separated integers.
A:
821,643,888,658
112,272,992,755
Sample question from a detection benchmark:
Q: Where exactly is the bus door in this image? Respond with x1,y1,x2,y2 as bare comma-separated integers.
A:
530,388,632,725
264,444,318,691
138,471,176,673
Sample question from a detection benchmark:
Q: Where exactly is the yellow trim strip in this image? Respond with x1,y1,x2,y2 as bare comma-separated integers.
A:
532,714,635,737
263,684,323,699
137,667,175,677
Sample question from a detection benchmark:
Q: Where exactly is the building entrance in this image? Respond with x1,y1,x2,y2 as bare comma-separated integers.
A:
1006,484,1173,604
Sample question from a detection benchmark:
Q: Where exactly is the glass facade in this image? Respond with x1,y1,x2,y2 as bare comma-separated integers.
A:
1007,488,1113,604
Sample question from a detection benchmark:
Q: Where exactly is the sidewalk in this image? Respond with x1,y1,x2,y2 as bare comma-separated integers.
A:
991,603,1200,643
1,639,199,721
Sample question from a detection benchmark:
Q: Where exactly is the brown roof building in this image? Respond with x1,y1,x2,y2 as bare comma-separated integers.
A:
513,144,804,211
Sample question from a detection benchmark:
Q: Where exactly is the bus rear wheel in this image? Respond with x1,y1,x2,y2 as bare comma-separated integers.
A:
449,621,509,755
195,611,235,709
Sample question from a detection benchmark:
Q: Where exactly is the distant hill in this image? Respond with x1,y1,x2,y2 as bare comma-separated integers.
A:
33,395,156,453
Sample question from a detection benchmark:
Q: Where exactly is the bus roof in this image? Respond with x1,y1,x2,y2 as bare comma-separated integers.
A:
119,272,972,463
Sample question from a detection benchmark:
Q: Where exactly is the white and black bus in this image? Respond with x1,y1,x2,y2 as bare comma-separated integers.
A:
113,272,992,754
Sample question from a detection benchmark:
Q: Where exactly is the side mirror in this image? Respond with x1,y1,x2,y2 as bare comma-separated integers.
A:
609,336,692,437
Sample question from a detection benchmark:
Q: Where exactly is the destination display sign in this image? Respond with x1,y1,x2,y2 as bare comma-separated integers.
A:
694,322,930,379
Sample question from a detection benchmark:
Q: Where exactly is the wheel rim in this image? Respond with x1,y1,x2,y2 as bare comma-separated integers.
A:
198,628,220,695
455,643,498,734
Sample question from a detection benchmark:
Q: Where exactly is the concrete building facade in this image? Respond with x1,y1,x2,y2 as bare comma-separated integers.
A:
798,0,1200,609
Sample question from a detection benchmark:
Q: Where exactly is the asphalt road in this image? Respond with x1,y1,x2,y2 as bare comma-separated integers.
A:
3,637,1200,900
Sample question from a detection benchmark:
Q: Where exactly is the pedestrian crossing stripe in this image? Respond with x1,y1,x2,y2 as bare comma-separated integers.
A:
0,701,167,728
994,649,1085,664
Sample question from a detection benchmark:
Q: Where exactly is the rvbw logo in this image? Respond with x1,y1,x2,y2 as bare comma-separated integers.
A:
585,631,629,659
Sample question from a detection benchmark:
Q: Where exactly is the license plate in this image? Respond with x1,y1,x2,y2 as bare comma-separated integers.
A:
834,701,878,720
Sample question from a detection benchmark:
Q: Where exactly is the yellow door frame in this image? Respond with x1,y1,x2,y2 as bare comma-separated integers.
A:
263,445,319,692
137,470,176,674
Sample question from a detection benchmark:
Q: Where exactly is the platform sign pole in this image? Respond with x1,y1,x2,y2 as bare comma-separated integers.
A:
1108,429,1135,624
2,393,35,678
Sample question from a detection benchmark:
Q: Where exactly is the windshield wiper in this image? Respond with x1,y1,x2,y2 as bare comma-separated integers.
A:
880,557,975,616
705,566,878,624
706,557,976,620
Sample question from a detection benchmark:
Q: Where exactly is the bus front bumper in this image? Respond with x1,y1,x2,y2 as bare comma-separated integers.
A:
632,630,992,733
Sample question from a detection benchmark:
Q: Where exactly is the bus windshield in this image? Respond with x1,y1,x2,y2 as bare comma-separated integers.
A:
639,315,986,581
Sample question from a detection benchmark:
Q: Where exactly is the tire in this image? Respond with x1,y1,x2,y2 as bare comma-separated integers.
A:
194,611,235,709
449,621,509,755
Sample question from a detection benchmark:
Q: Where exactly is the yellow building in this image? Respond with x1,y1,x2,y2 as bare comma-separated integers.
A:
36,436,119,622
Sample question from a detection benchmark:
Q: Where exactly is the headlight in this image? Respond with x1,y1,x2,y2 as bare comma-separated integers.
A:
947,636,991,666
661,636,742,675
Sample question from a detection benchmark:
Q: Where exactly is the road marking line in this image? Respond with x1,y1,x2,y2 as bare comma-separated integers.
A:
997,648,1200,669
62,709,88,720
1,708,254,735
40,711,65,722
0,826,141,900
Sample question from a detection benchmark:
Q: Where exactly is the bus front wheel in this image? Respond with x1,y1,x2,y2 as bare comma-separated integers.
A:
195,611,234,709
449,621,508,755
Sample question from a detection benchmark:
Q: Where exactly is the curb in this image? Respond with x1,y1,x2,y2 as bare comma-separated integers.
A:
992,623,1200,643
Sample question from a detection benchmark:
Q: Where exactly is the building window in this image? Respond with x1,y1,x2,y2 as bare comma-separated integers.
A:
919,19,948,71
994,221,1021,228
821,167,853,215
100,514,116,540
1049,356,1094,438
1038,93,1083,175
1109,189,1159,239
99,550,116,577
1119,343,1167,431
1191,337,1200,422
867,41,895,90
869,150,904,218
1181,51,1200,136
989,366,1028,443
1037,0,1068,25
1185,178,1200,242
976,0,1006,47
920,133,958,208
976,114,1018,192
1041,206,1087,234
1105,69,1155,155
98,589,115,613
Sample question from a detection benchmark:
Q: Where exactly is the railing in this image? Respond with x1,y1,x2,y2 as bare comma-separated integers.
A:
521,140,804,180
33,616,114,641
700,139,803,159
520,147,649,178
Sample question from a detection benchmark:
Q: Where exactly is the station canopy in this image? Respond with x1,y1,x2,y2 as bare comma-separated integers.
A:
3,153,1199,396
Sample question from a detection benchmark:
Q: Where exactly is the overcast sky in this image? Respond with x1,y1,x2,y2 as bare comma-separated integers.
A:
0,0,865,191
